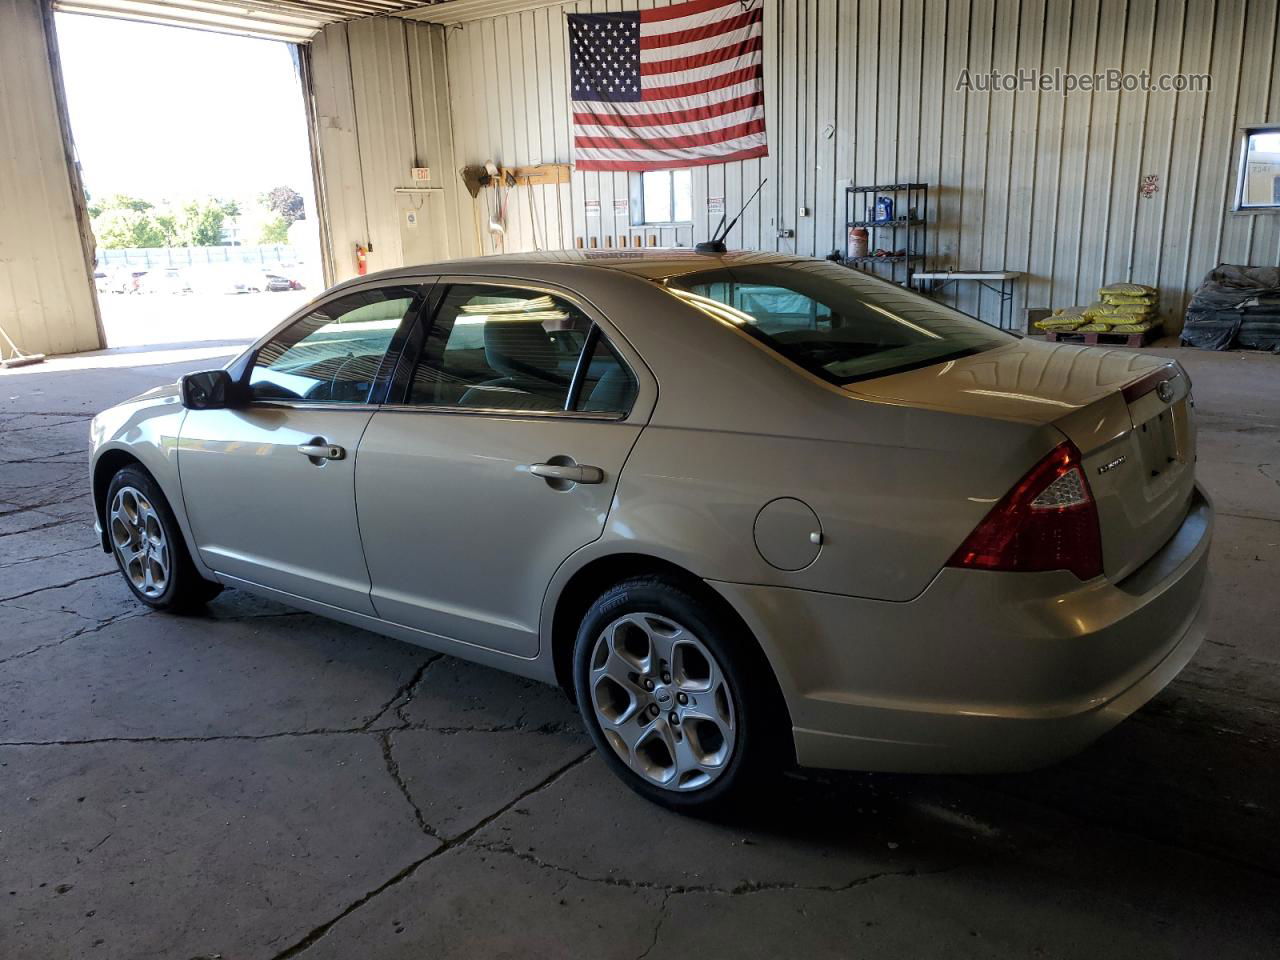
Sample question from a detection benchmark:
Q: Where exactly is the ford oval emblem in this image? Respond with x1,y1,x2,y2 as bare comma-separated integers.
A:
1156,379,1175,403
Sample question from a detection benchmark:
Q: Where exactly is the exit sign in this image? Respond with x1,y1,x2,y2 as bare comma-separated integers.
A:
410,167,431,182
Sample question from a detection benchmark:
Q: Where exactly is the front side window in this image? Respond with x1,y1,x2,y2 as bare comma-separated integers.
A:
1236,127,1280,211
408,285,634,415
248,286,419,403
665,261,1014,385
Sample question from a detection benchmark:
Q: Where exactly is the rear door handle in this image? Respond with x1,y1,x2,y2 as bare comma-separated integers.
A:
297,441,346,461
529,462,604,484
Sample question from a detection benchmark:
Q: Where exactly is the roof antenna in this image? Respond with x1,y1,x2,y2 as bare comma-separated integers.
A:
695,178,768,254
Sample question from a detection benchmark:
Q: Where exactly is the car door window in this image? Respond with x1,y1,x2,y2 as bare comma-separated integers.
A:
248,286,420,403
574,333,639,414
408,285,594,412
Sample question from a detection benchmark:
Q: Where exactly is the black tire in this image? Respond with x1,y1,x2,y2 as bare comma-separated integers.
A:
105,465,223,613
572,575,788,813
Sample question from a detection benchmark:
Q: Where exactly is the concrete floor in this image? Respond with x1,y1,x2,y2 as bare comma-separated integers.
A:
1,342,1277,960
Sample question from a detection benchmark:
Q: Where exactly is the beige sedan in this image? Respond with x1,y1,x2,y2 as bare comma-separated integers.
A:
89,251,1210,811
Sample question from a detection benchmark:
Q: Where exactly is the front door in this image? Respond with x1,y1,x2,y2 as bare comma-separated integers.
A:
179,283,424,613
355,280,653,657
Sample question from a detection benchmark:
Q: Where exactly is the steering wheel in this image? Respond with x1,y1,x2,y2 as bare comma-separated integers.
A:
327,352,359,401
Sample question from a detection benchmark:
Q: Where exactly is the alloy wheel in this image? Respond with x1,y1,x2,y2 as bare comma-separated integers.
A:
109,485,170,599
588,612,737,792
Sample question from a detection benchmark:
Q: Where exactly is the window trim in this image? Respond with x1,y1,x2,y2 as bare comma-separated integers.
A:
390,277,641,421
1232,124,1280,215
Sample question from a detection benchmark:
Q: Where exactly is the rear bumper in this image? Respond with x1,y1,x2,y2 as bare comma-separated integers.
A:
710,484,1213,774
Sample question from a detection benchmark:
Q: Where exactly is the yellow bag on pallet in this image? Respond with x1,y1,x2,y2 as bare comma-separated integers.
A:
1111,303,1156,316
1083,302,1122,322
1036,309,1087,331
1098,282,1157,297
1102,293,1157,306
1110,319,1161,334
1077,323,1111,332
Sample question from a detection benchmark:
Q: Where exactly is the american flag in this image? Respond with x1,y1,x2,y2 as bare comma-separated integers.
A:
568,0,767,172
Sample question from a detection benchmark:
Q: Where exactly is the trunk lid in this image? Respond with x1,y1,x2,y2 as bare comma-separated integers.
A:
1063,362,1196,581
849,339,1197,580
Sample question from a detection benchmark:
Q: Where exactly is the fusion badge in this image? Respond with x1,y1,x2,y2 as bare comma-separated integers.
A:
1097,455,1128,475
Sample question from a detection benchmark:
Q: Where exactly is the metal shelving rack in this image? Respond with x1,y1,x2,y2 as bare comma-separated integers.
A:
844,183,928,287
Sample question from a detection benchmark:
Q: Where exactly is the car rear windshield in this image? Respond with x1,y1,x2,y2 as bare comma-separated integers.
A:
663,260,1014,385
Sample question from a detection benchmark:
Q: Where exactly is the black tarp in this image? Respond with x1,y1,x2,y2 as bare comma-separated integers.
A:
1182,264,1280,352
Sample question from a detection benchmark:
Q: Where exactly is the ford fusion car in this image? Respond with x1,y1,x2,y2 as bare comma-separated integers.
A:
89,251,1211,810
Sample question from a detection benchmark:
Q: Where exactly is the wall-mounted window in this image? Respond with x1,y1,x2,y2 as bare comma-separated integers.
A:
631,169,693,225
1235,126,1280,212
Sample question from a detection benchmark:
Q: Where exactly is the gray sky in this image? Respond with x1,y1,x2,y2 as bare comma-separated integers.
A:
55,14,314,203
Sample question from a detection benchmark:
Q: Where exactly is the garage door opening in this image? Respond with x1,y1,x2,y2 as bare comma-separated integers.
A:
54,14,323,349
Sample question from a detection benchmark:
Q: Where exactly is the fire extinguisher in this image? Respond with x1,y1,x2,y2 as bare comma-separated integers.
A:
355,243,369,276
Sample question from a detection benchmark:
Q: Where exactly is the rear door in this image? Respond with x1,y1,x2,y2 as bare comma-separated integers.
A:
179,283,426,613
355,278,655,657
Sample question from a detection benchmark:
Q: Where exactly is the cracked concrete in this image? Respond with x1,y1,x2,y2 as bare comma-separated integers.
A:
2,344,1279,960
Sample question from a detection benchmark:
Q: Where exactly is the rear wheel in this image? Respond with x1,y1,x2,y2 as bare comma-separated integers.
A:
106,465,222,612
572,576,785,812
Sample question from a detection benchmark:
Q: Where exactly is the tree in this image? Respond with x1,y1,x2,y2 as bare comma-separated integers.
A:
154,213,180,247
93,208,166,248
262,185,305,224
104,194,153,213
258,215,291,245
178,201,226,246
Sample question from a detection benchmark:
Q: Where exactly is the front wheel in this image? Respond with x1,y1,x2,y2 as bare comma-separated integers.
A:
105,465,222,612
572,576,785,812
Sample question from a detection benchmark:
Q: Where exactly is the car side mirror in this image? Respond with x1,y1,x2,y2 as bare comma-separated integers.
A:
180,369,238,410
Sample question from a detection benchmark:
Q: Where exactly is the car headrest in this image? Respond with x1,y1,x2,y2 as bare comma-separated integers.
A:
483,321,561,382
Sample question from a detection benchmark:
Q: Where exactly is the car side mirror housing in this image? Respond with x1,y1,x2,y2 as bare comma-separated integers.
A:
180,369,239,410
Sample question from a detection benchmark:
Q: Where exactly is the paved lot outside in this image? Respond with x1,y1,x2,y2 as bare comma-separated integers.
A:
1,342,1278,959
99,289,313,348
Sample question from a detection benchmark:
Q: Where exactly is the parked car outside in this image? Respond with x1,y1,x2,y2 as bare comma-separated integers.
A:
88,250,1211,811
138,268,193,295
262,272,295,292
103,267,149,294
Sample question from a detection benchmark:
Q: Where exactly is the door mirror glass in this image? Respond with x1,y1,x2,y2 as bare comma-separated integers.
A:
180,369,235,410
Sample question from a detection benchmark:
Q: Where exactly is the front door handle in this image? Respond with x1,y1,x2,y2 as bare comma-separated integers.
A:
529,462,604,485
297,440,346,461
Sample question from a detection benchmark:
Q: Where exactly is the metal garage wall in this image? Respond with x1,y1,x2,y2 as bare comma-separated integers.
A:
441,0,1280,333
0,0,103,358
309,16,464,283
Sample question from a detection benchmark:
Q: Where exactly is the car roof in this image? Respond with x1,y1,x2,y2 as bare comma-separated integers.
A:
359,249,819,285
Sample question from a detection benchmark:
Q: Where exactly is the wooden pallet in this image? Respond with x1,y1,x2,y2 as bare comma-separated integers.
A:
1042,326,1161,347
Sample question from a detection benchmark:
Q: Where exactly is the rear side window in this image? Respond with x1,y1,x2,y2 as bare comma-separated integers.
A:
575,334,639,414
407,284,636,416
666,261,1013,385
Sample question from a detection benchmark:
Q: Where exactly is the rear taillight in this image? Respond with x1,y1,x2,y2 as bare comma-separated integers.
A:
947,441,1103,580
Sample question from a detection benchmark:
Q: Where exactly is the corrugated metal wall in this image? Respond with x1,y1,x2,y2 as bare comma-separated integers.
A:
0,0,102,358
437,0,1280,331
310,15,465,284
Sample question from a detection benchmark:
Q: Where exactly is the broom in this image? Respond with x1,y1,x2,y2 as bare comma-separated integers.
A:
0,323,45,368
